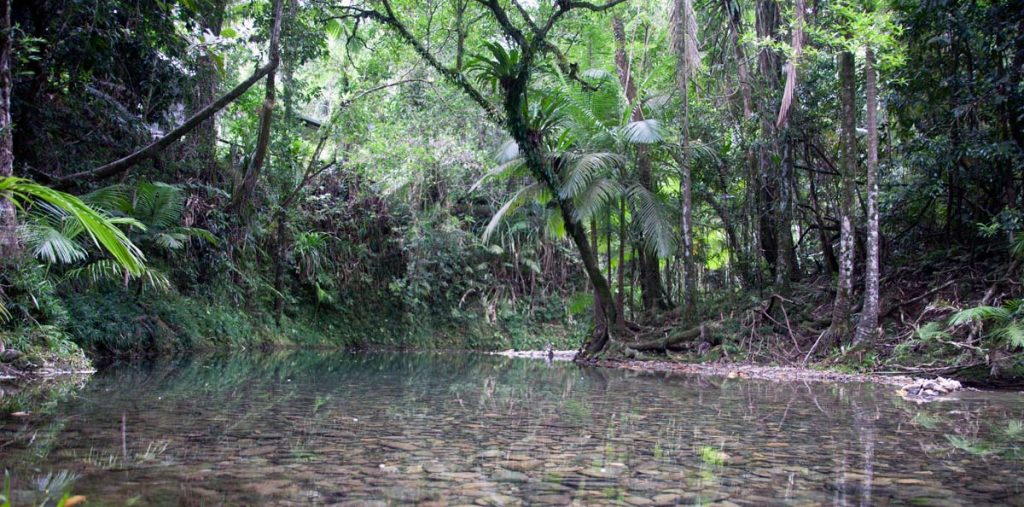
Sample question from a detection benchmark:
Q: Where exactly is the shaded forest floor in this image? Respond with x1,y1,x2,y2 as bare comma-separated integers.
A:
609,246,1022,388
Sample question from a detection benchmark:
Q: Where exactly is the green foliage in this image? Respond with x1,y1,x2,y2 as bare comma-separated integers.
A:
950,300,1024,350
1,177,145,277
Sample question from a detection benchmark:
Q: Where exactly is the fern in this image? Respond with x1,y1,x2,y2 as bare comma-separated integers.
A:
946,435,994,456
65,259,170,291
948,299,1024,349
949,305,1010,326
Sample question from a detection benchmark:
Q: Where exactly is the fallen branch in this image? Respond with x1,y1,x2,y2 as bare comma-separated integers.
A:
619,325,702,351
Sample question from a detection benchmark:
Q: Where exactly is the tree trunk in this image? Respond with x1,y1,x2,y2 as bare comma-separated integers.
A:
854,47,880,346
617,196,626,330
591,219,606,331
187,0,227,184
0,0,16,261
825,51,857,346
612,16,666,313
775,139,796,287
503,75,617,356
228,0,284,212
672,0,698,323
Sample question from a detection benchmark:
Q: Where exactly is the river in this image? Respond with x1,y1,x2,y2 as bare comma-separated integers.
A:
1,352,1022,505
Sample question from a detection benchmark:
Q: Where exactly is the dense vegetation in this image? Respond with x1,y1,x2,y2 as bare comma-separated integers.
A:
0,0,1021,383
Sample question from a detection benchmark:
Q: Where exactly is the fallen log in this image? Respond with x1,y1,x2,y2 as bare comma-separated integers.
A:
619,325,703,352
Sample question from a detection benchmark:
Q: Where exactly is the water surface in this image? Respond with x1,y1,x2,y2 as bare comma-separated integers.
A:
2,352,1022,506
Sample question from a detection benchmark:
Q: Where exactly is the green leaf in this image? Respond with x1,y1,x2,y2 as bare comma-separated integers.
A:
1,177,145,275
619,119,664,144
325,19,343,39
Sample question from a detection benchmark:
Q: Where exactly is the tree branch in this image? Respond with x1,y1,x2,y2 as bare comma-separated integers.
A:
53,61,277,188
371,0,504,124
55,0,287,189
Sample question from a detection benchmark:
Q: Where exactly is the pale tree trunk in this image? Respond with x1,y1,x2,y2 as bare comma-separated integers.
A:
617,197,626,330
612,16,666,313
0,0,16,261
672,0,699,323
854,47,880,345
723,0,760,287
826,51,857,345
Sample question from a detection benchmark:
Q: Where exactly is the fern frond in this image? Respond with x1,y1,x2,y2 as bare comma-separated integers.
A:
915,321,951,341
949,306,1011,326
992,324,1024,349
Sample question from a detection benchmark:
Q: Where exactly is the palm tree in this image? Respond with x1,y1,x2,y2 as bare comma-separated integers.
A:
474,67,677,331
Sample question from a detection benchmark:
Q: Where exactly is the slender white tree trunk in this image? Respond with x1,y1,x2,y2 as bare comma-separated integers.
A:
0,0,16,260
673,0,699,322
855,47,880,345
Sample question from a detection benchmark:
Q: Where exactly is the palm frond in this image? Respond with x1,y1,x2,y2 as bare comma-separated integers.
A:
573,178,623,222
629,184,678,257
1012,232,1024,260
176,227,219,246
82,184,131,211
0,177,145,275
949,305,1011,326
133,182,184,231
483,183,540,243
64,259,170,291
19,221,88,265
0,291,10,323
619,119,665,144
559,152,625,199
471,157,527,193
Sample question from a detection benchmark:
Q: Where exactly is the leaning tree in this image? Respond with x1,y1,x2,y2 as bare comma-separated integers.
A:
325,0,628,356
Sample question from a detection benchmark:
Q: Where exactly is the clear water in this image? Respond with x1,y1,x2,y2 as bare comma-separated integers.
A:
2,352,1023,506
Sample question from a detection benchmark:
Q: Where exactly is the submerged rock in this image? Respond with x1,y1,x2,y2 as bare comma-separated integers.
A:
898,377,963,401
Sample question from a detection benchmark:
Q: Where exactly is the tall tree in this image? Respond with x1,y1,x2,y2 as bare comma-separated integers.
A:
612,16,666,314
228,0,285,212
186,0,229,183
672,0,699,322
854,46,880,345
825,50,857,345
334,0,627,356
0,0,15,260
